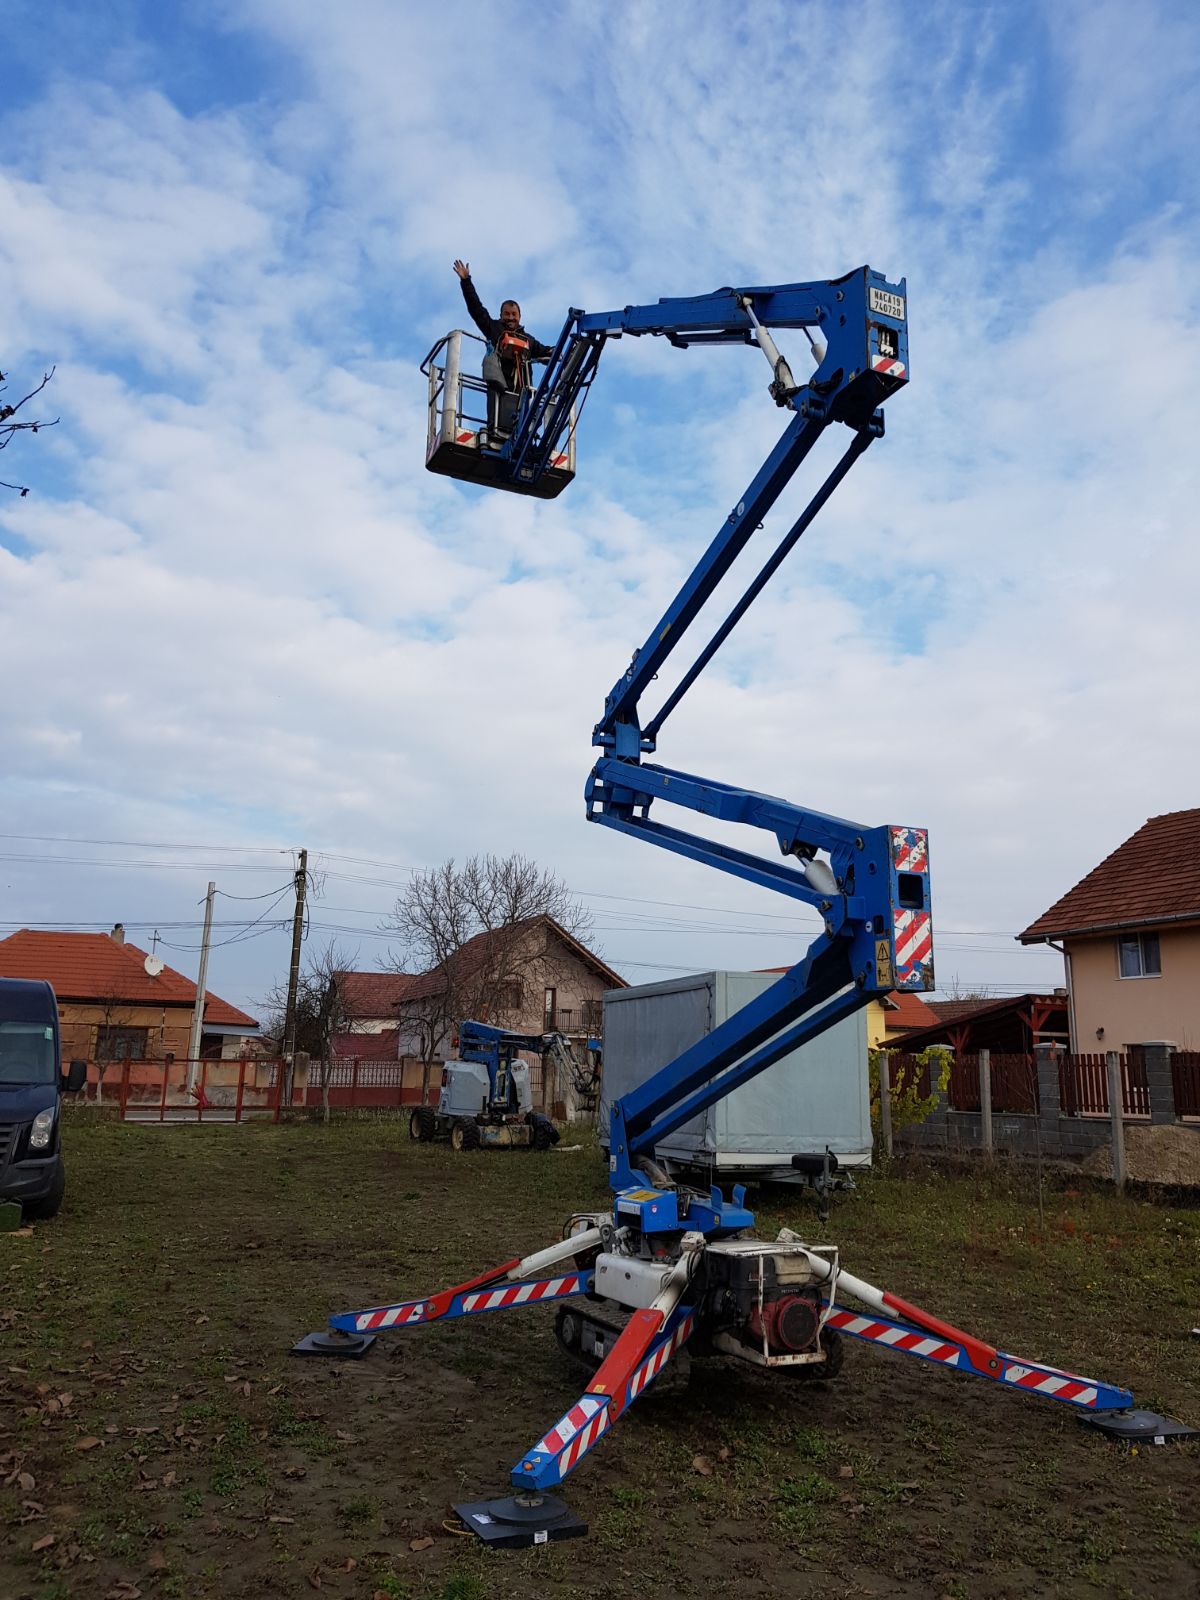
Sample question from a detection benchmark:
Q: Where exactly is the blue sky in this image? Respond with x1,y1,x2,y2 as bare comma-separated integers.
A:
2,0,1199,1018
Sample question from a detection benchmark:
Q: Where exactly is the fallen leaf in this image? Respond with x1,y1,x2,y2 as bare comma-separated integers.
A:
268,1384,283,1396
147,1552,167,1571
105,1583,143,1600
341,1557,357,1572
161,1470,177,1488
74,1436,102,1452
373,1591,392,1600
18,1471,35,1492
307,1567,323,1589
691,1454,713,1476
409,1536,434,1551
242,1382,251,1398
335,1429,357,1443
283,1466,307,1480
32,1533,56,1552
195,1315,209,1326
105,1425,119,1435
837,1465,854,1478
269,1515,295,1524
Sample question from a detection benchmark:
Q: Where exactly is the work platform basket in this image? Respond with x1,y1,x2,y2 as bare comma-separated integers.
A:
422,329,576,499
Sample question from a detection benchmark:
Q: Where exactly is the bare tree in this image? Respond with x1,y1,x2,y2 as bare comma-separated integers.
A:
382,853,593,1103
91,991,142,1106
263,940,360,1122
1,367,58,495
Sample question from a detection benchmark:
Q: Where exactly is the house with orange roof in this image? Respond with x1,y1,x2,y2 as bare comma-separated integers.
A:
866,988,940,1050
1019,808,1200,1054
0,925,259,1063
334,916,625,1071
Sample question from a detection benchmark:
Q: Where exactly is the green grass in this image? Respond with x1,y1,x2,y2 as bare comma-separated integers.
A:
0,1117,1196,1600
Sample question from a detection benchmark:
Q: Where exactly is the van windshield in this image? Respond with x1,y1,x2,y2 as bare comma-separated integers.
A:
0,1022,57,1085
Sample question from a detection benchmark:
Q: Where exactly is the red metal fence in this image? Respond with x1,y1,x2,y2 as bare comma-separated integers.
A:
76,1053,559,1121
302,1060,440,1109
79,1058,283,1122
1058,1053,1150,1118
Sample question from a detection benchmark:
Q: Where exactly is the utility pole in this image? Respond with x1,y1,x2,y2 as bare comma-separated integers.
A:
186,882,216,1091
282,849,308,1106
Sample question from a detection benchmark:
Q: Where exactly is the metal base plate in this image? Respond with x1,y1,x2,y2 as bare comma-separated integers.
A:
1083,1410,1198,1444
453,1493,587,1548
291,1329,376,1359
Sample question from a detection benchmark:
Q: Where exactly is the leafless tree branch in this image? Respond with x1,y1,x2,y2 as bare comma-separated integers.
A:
0,365,59,495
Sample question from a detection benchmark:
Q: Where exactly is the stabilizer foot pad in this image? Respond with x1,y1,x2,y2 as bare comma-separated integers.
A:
1083,1409,1198,1444
291,1329,376,1359
454,1493,587,1547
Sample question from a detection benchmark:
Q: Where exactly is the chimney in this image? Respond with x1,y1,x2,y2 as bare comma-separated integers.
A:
110,923,125,945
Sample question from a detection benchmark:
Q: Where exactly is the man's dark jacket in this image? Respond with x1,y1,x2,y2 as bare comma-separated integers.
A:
459,276,552,388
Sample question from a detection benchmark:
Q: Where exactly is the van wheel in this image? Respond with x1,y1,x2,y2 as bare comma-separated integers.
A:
23,1157,65,1222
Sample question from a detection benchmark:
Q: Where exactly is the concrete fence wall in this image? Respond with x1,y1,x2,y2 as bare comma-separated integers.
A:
898,1044,1194,1163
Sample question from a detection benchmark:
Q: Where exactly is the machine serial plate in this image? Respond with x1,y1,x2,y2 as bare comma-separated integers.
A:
868,287,905,321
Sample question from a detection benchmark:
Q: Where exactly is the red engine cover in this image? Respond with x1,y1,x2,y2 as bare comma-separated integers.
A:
749,1291,821,1353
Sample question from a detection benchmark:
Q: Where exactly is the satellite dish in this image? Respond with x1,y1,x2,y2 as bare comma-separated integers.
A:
144,954,165,977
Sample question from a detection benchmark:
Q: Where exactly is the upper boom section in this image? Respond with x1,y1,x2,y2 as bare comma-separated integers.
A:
574,265,908,426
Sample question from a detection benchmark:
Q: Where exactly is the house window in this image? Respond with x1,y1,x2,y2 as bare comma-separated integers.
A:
497,982,522,1011
1117,933,1161,979
544,987,557,1029
95,1026,149,1060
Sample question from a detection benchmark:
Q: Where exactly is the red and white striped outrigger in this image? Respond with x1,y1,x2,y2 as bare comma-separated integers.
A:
304,1211,1145,1545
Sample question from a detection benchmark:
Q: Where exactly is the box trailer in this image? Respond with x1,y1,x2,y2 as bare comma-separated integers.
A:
601,971,871,1188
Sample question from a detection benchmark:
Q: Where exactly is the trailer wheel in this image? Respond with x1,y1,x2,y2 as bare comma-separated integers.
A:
788,1326,845,1382
450,1117,480,1152
409,1106,437,1142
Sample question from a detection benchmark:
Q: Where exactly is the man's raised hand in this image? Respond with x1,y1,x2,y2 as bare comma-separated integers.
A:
453,259,470,280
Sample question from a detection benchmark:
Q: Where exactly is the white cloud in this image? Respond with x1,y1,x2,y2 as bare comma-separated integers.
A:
1,2,1197,1014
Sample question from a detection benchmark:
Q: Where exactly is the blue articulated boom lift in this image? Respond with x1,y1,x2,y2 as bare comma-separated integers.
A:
407,1018,563,1151
303,267,1191,1545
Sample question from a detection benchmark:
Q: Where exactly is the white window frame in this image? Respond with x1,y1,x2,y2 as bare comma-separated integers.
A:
1116,931,1161,980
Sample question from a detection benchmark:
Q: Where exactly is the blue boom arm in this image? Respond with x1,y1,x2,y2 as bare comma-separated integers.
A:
477,266,925,1191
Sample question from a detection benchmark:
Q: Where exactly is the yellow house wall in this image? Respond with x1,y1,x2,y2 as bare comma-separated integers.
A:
1067,926,1200,1053
865,1000,890,1050
57,1001,195,1062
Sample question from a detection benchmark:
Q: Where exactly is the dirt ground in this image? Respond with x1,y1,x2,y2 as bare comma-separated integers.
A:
1,1117,1197,1600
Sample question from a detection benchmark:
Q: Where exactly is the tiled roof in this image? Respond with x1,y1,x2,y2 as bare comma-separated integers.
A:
880,991,940,1031
1019,808,1200,942
337,917,626,1018
0,930,257,1029
926,998,1000,1023
334,971,426,1018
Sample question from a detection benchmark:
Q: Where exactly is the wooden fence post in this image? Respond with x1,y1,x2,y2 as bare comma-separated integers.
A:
1106,1050,1127,1190
877,1050,893,1159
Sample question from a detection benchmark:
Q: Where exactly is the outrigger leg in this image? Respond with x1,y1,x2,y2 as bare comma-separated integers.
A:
454,1237,701,1547
291,1225,604,1358
776,1234,1194,1434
